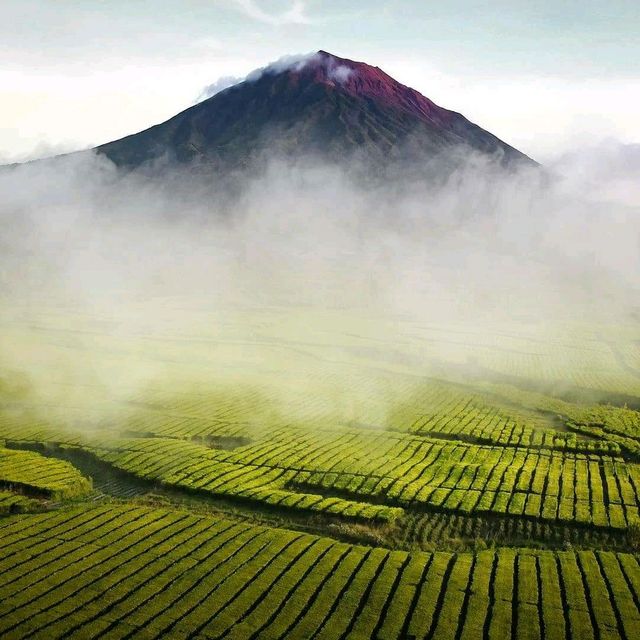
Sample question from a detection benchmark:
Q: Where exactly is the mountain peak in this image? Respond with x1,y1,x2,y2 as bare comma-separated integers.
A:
254,50,456,129
97,51,536,172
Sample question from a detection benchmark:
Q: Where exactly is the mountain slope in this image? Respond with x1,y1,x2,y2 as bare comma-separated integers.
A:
97,51,536,173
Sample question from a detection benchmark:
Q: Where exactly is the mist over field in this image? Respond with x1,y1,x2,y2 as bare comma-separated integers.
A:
2,4,640,632
0,142,638,427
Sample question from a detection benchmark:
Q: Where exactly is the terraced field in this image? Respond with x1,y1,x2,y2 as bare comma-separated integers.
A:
1,504,640,640
0,445,92,501
1,304,640,637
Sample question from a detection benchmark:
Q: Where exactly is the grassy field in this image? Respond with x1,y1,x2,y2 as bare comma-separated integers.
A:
1,301,640,637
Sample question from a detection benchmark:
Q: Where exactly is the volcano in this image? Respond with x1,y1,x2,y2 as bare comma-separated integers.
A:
97,51,536,174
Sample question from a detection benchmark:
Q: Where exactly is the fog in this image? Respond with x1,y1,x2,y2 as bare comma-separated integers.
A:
0,142,639,429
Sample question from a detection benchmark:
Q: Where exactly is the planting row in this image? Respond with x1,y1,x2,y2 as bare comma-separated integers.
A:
0,447,92,500
7,420,637,530
1,505,639,639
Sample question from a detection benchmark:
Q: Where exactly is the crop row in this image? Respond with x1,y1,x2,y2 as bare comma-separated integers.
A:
98,377,638,461
0,447,92,500
411,404,620,455
209,428,640,529
34,424,639,529
3,364,638,459
474,340,640,398
86,438,403,523
286,445,640,529
0,415,79,448
396,511,630,552
381,383,614,452
0,491,37,514
1,505,639,639
4,414,640,530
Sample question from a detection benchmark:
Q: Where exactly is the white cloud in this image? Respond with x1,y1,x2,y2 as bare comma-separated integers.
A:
196,52,354,104
195,54,314,105
231,0,311,26
196,76,244,102
328,64,353,84
245,52,317,81
550,140,640,207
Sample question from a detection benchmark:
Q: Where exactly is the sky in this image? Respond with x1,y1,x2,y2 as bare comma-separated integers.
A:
1,0,639,163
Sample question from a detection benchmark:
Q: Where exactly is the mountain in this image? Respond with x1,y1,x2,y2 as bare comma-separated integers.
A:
97,51,536,174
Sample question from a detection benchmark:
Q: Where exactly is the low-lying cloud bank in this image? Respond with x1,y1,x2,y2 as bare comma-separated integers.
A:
1,141,638,318
0,141,638,420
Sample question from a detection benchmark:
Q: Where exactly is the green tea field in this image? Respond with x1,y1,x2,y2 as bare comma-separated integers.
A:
1,302,640,638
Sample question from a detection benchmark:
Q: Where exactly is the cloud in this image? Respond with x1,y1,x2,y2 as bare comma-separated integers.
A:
195,53,315,103
328,64,353,84
196,76,244,102
197,52,355,102
245,52,317,81
230,0,311,26
1,141,639,429
0,139,85,165
549,140,640,207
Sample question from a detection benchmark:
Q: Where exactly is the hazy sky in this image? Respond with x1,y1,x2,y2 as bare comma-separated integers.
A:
2,0,639,162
